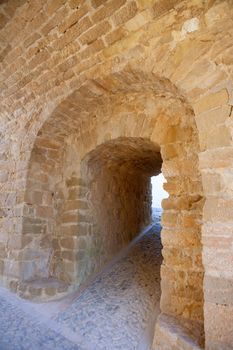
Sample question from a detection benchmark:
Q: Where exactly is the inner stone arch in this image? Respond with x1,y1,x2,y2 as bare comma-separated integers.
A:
77,137,162,275
46,136,163,291
17,72,204,346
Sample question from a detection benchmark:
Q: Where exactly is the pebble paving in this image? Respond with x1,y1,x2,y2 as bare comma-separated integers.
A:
0,296,83,350
0,212,162,350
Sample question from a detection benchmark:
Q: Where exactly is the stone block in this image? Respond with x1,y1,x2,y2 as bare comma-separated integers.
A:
205,275,233,305
91,0,126,23
205,303,233,350
91,0,107,8
193,89,229,115
201,172,221,195
112,1,138,26
153,313,204,350
203,197,233,223
79,20,111,45
61,224,78,236
59,5,89,33
61,211,79,224
36,206,54,219
60,237,76,249
199,148,233,170
45,0,66,16
195,105,231,133
162,228,201,248
65,199,88,211
61,250,76,261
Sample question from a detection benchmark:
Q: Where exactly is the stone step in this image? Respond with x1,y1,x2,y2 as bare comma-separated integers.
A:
18,278,71,301
153,313,204,350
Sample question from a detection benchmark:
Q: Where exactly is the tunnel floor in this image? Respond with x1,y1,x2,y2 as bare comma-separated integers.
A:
0,213,162,350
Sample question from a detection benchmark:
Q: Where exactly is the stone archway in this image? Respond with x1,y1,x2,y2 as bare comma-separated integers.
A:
58,137,162,287
12,73,204,346
0,2,232,348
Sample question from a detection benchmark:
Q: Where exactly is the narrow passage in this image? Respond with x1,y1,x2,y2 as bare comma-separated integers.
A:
0,215,162,350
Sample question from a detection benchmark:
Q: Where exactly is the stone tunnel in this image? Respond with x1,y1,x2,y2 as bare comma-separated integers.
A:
0,0,233,349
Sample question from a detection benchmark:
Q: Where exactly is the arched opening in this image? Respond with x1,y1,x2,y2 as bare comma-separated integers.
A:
77,137,162,279
14,72,204,347
1,0,233,346
21,137,163,295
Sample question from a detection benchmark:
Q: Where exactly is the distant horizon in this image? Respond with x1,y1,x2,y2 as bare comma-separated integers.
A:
151,174,169,208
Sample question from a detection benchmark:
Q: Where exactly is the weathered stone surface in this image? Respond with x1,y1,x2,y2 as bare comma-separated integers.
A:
0,0,233,349
193,89,229,115
153,313,203,350
0,225,161,349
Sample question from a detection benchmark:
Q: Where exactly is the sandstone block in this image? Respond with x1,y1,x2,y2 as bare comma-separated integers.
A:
59,5,89,33
60,237,76,249
105,27,127,45
45,0,66,16
193,89,229,115
79,20,111,45
112,1,138,26
91,0,126,23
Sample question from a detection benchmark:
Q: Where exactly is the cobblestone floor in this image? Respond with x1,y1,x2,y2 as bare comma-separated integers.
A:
0,213,162,350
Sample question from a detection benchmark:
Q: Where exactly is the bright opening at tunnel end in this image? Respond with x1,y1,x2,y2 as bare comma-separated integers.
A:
151,174,169,209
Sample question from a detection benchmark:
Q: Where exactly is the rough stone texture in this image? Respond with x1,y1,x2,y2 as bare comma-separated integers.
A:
153,313,203,350
0,222,162,350
0,0,233,348
49,137,162,287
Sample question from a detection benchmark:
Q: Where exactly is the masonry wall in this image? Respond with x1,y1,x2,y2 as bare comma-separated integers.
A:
49,136,162,288
1,0,233,349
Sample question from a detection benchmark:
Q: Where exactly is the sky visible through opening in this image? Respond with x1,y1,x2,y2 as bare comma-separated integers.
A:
151,174,169,208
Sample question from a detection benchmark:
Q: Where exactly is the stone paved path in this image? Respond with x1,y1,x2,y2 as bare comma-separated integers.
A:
0,215,162,350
